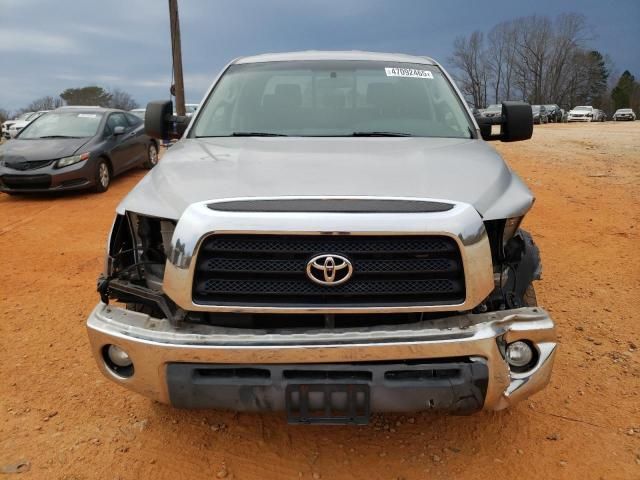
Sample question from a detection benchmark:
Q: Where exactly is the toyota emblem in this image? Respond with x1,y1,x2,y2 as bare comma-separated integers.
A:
306,254,353,286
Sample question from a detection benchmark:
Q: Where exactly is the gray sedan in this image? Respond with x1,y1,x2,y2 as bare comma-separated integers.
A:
0,107,159,194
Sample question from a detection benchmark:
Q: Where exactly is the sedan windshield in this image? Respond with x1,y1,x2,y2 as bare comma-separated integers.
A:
192,60,474,138
18,112,103,139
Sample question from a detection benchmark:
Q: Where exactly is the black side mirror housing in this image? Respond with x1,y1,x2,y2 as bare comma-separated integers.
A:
144,100,190,140
478,101,533,142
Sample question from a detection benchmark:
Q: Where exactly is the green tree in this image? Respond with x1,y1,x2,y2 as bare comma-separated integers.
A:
611,71,636,110
60,86,112,107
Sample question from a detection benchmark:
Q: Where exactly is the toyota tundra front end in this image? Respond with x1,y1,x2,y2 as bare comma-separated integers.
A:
86,51,556,424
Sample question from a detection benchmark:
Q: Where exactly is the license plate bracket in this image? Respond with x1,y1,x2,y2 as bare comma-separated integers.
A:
285,383,370,425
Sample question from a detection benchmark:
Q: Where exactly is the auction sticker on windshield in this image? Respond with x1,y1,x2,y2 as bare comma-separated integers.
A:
385,67,433,79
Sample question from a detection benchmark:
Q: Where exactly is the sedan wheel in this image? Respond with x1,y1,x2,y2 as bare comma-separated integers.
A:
94,160,111,193
144,143,159,169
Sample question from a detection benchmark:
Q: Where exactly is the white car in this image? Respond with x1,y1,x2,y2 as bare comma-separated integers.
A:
7,110,49,138
130,108,146,119
613,108,636,121
2,112,34,139
567,106,594,122
185,103,199,117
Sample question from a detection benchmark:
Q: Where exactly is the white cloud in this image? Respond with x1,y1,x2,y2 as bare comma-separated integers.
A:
0,29,82,54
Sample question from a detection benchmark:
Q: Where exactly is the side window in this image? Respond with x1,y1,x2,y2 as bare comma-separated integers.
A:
106,113,128,135
125,113,143,127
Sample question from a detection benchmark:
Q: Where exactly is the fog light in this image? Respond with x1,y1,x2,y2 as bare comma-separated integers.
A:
506,341,534,368
102,344,134,377
107,344,132,367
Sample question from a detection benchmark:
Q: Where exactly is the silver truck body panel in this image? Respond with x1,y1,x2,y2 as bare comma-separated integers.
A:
117,137,533,221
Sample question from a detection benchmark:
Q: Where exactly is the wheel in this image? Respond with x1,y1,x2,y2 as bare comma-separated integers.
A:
522,285,538,307
94,159,111,193
143,143,159,169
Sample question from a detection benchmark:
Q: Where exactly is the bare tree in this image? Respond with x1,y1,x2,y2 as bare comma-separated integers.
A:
108,88,139,111
449,31,488,107
448,12,612,110
26,96,64,111
487,22,517,103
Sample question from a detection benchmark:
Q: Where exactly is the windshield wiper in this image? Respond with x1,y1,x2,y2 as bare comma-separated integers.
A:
230,132,288,137
37,135,82,139
351,131,413,137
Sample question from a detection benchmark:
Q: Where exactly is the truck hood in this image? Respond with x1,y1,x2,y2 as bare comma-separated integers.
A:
118,137,534,221
0,137,91,162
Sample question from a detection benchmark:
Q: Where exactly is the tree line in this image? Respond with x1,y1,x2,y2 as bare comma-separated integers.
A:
0,86,139,124
448,12,639,113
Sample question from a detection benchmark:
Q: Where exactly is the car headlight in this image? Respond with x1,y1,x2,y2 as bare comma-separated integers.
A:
55,152,90,168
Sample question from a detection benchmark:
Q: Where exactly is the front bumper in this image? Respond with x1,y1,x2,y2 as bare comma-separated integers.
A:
86,302,557,413
0,159,96,193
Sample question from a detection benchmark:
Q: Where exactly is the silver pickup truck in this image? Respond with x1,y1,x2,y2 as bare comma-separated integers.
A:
87,51,556,425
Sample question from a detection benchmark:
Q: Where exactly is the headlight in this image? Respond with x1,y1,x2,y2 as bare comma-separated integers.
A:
55,152,90,168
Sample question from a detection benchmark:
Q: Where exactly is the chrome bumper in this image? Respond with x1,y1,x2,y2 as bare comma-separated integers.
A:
86,302,557,411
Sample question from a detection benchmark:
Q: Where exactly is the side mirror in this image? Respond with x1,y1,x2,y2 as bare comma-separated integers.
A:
145,100,190,140
478,101,533,142
113,126,126,136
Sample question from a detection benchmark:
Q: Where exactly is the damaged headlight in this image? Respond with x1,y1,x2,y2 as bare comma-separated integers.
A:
502,216,523,245
104,212,175,288
128,213,176,290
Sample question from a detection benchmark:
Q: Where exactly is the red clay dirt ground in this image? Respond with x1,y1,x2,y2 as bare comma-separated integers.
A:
1,122,639,479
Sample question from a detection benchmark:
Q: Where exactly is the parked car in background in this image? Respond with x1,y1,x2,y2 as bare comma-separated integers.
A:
185,103,199,117
130,108,146,119
2,112,34,139
531,105,549,124
0,107,159,194
593,109,607,122
7,110,50,138
544,104,562,123
481,104,502,121
613,108,636,121
567,106,594,122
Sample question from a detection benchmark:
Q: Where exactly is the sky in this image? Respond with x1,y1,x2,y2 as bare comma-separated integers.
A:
1,0,639,111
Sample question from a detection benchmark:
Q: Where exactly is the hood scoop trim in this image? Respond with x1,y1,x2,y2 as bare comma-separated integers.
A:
207,198,454,213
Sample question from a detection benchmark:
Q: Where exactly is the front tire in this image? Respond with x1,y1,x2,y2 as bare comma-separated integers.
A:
94,159,111,193
143,143,158,169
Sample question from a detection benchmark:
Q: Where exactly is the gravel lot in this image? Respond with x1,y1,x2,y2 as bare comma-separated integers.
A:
1,122,639,479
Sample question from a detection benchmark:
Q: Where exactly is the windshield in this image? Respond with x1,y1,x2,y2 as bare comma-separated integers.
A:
574,106,591,111
18,111,103,139
544,105,555,110
192,60,474,138
617,109,632,113
486,104,501,111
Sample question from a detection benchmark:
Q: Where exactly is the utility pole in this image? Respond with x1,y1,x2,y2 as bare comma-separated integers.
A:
168,0,186,116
